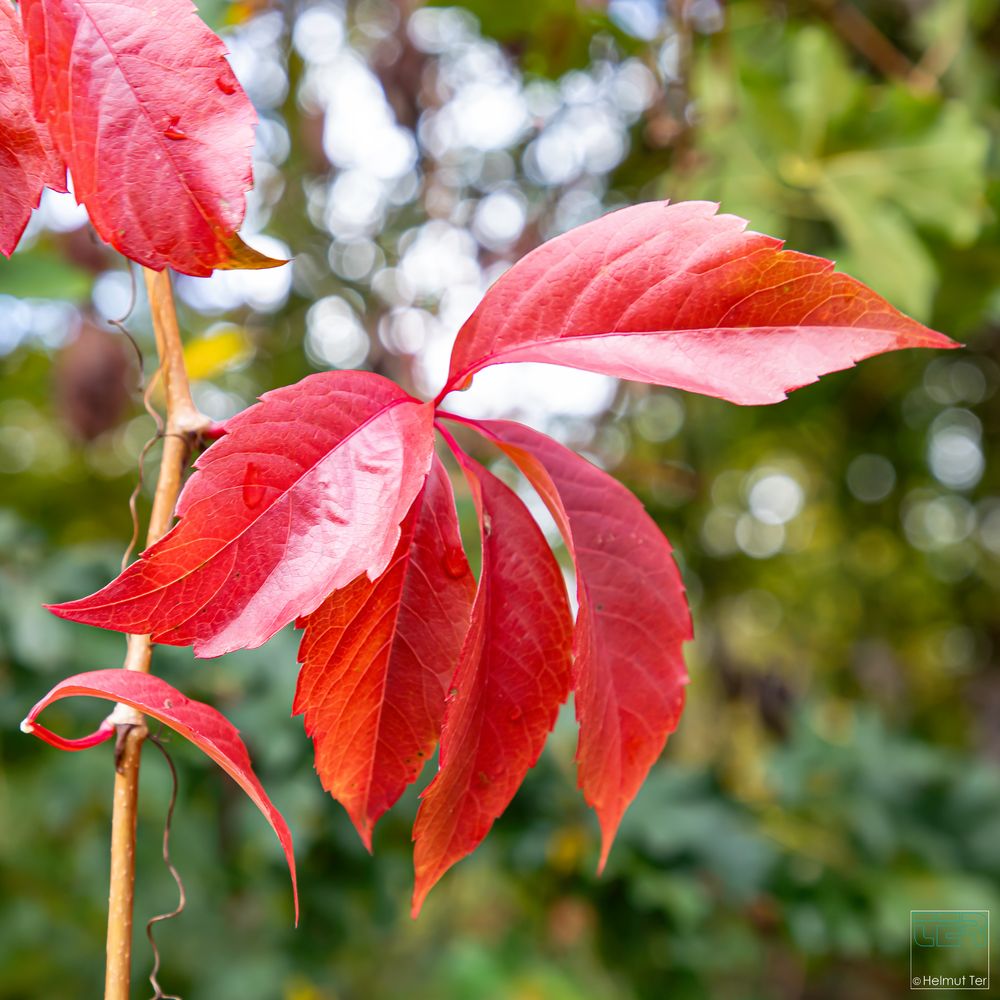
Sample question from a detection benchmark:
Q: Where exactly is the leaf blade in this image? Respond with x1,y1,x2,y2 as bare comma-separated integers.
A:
22,668,298,922
463,417,691,868
411,439,573,915
295,456,474,849
442,200,957,404
47,372,436,657
0,1,65,256
20,0,269,274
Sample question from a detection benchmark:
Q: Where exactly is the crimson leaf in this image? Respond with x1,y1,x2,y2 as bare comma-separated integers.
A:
22,668,297,921
455,416,691,868
0,1,64,255
411,432,573,915
20,0,278,274
295,455,475,850
47,372,436,658
440,200,957,404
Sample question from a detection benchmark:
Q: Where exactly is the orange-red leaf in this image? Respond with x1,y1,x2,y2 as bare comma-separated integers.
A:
22,668,298,921
47,372,435,658
295,456,474,850
411,436,573,915
461,417,691,868
441,201,957,404
0,1,64,255
20,0,273,274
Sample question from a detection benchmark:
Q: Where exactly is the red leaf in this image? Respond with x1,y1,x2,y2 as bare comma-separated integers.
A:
47,372,436,658
411,433,573,916
21,668,298,921
441,200,957,405
0,2,65,256
295,456,474,850
458,416,691,868
19,0,277,275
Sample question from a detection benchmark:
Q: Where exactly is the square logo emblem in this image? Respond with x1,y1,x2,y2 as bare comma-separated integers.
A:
911,910,990,990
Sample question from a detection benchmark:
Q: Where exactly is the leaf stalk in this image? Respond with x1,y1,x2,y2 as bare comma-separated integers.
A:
104,267,208,1000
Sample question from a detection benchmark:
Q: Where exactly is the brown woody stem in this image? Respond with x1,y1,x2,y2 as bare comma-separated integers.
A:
814,0,938,93
104,268,209,1000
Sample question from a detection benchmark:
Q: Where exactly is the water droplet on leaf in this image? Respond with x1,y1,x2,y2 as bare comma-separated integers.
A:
243,461,267,510
163,115,187,140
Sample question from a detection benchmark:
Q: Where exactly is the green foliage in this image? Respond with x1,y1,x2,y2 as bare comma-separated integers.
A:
0,248,92,301
683,17,990,318
427,0,633,76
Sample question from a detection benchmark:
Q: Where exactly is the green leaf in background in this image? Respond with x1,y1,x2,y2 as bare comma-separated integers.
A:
786,26,861,157
430,0,631,76
0,249,92,301
814,170,938,318
687,18,990,321
823,100,989,245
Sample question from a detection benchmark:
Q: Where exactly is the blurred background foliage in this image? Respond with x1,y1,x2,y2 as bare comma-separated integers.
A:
1,0,999,996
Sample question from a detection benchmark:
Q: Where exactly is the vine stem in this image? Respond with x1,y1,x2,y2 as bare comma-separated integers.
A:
104,268,210,1000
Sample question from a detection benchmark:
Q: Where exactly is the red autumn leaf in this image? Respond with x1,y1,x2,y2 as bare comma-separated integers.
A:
19,0,279,275
0,1,64,256
21,668,298,921
26,189,961,920
457,416,691,868
411,434,573,915
440,200,957,405
47,372,435,658
295,455,475,850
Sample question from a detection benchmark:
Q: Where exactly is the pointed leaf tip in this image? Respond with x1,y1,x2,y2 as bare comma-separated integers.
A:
23,717,117,751
24,669,298,923
411,440,573,911
215,233,289,271
295,456,473,850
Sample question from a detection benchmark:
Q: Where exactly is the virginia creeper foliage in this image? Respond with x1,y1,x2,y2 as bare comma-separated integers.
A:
44,200,956,910
295,456,475,851
0,1,64,254
22,670,298,919
457,417,691,868
6,0,957,917
50,372,436,657
1,0,277,272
